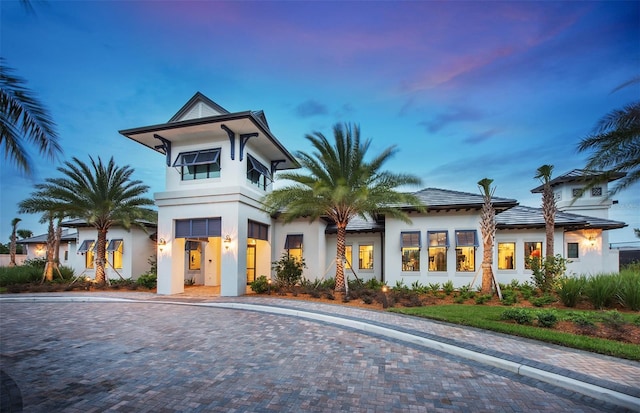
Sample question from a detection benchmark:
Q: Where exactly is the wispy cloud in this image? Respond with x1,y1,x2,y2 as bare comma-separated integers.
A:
420,107,484,133
295,100,328,118
463,128,501,145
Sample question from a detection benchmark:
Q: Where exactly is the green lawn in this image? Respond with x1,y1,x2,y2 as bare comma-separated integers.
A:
390,305,640,361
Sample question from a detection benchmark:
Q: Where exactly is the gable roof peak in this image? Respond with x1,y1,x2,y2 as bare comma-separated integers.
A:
168,92,230,123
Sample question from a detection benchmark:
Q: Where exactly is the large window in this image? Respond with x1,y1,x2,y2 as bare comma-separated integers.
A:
455,230,477,272
77,239,95,269
285,234,303,262
401,231,421,271
497,242,515,270
345,245,352,269
186,241,201,270
247,154,271,190
524,242,543,269
173,148,221,180
567,242,579,259
175,218,221,238
248,220,269,241
359,244,374,270
428,231,448,271
106,239,123,269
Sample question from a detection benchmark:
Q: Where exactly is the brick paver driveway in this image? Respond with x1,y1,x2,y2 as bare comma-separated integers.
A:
0,300,631,412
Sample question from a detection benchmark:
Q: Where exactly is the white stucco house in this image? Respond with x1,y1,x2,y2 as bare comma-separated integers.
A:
18,221,156,280
119,92,627,296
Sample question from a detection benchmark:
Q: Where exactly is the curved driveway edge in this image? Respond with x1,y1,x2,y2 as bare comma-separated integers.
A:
2,294,639,412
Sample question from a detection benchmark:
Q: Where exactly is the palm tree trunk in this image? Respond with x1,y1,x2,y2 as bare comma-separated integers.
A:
9,218,20,267
44,218,55,281
95,229,108,285
543,187,555,258
335,222,347,292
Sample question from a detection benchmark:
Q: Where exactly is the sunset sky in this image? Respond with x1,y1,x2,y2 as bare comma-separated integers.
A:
1,1,638,244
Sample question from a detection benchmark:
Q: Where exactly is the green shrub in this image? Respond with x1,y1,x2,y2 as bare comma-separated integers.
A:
272,253,306,289
136,273,157,289
442,280,454,295
500,289,518,306
531,294,556,307
0,265,42,286
556,276,586,307
427,283,440,295
536,310,559,328
475,294,492,304
500,308,533,325
319,277,335,290
250,275,270,294
599,310,626,331
584,274,618,309
518,282,535,300
526,254,568,293
569,313,596,329
364,278,383,290
616,270,640,311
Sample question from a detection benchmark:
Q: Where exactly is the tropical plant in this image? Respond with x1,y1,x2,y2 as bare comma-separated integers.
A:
0,59,61,176
262,123,424,292
272,253,306,289
19,156,156,284
526,254,567,293
18,198,66,281
17,229,33,239
477,178,496,295
534,164,556,259
577,76,639,195
8,218,21,266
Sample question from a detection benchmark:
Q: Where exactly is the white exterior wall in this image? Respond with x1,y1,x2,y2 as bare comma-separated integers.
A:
564,229,619,275
271,218,326,281
555,181,613,219
324,233,383,283
384,211,483,289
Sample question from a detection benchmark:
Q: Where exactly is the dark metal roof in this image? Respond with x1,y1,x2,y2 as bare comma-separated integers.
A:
410,188,518,212
531,169,626,193
496,205,627,231
60,218,158,228
17,229,77,244
325,215,385,234
168,91,229,122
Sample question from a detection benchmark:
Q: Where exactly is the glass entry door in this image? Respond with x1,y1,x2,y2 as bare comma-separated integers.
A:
246,244,256,284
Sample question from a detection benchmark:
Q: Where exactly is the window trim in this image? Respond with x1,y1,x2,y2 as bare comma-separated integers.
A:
567,242,579,259
497,242,516,270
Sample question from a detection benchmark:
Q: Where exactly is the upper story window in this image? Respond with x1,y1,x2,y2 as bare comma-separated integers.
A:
591,187,602,197
173,148,221,181
572,188,584,198
247,154,271,190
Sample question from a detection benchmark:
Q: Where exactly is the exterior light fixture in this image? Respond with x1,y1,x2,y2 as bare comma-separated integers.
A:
224,235,232,250
588,236,596,247
158,238,166,252
268,278,272,294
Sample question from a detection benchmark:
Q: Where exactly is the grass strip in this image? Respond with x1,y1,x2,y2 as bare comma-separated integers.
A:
390,305,640,361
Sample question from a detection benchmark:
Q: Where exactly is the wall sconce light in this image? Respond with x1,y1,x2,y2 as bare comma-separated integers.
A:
224,235,232,250
158,238,166,252
588,236,596,247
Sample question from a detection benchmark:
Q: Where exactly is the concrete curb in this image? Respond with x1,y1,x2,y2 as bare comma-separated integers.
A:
2,296,639,411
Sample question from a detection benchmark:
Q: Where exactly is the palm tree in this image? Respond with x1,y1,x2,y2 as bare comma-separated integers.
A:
535,165,556,259
8,218,21,266
18,198,66,280
1,59,61,175
17,229,33,239
477,178,496,295
577,76,639,195
20,156,156,284
263,123,424,292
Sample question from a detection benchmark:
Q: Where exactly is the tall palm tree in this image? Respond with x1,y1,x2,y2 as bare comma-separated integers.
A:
263,123,424,292
19,198,66,280
535,165,556,259
477,178,496,295
0,59,61,175
8,217,21,266
17,229,33,239
577,77,639,195
20,156,156,284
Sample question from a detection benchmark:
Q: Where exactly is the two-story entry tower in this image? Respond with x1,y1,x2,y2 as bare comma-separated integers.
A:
120,92,298,296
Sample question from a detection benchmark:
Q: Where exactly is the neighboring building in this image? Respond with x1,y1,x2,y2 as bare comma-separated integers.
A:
17,221,156,280
120,92,627,296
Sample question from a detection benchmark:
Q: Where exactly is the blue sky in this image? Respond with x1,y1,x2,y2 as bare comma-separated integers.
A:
1,0,639,244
